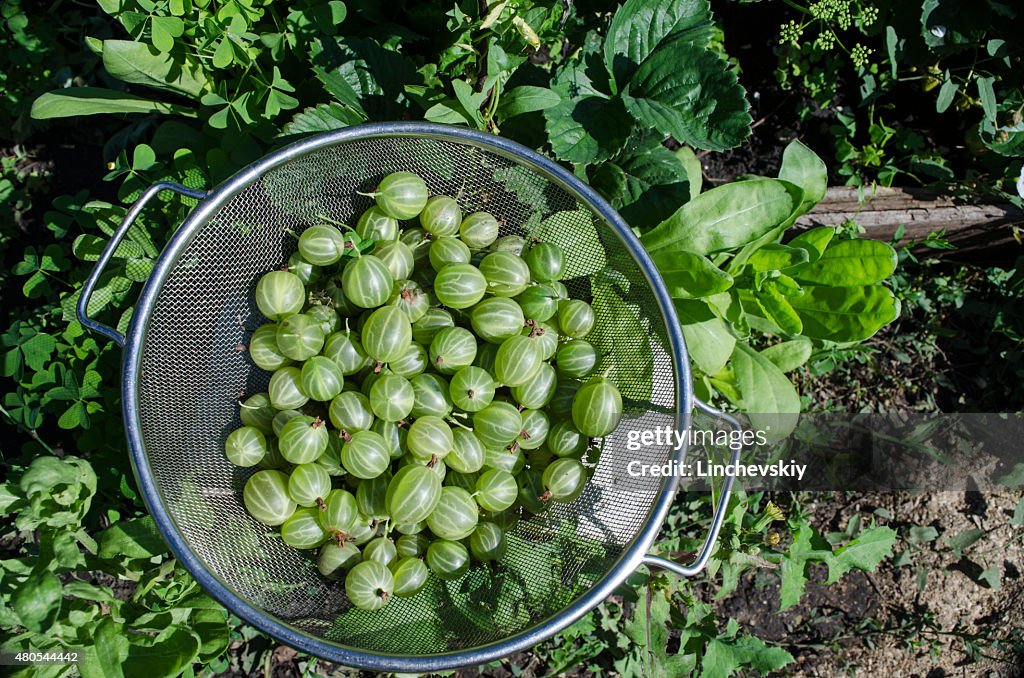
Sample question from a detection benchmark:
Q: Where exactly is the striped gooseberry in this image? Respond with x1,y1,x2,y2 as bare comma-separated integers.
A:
356,206,399,242
329,391,374,432
390,557,429,597
342,254,393,309
369,374,415,422
493,335,542,387
300,356,344,401
340,430,392,479
557,299,595,338
429,326,477,375
433,263,487,309
268,366,309,410
345,560,394,611
470,297,525,343
425,486,479,540
281,507,328,549
249,324,292,371
385,464,442,525
224,426,266,467
474,468,518,512
361,305,412,363
370,171,429,220
278,415,329,464
255,270,304,320
449,366,495,413
459,212,499,249
288,462,332,508
276,314,325,361
469,522,507,561
479,251,531,297
243,470,296,526
571,377,623,437
298,224,346,266
426,539,470,581
420,195,462,236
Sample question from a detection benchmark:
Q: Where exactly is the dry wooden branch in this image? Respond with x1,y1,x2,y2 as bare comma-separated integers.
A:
795,187,1024,256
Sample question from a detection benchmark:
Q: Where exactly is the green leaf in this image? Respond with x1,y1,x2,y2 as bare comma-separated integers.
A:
787,284,899,342
451,79,485,127
652,250,733,298
604,0,713,86
746,244,809,272
31,88,195,119
12,572,62,632
997,463,1024,488
976,76,997,123
977,565,1001,591
701,634,794,678
945,528,984,557
497,86,560,119
531,210,606,278
282,102,364,135
81,618,201,678
936,71,956,113
826,526,897,584
907,525,939,545
545,75,633,163
641,179,799,256
150,15,184,53
778,140,827,217
591,145,693,229
730,343,799,437
588,276,654,402
676,145,703,199
787,227,834,263
790,238,897,286
312,37,419,119
622,43,751,151
623,587,695,675
98,516,169,561
102,40,207,97
424,100,474,126
753,284,802,334
780,520,814,610
675,299,735,376
759,338,812,373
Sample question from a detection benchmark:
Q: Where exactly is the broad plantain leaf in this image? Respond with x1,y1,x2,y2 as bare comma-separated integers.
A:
497,86,560,119
760,338,812,373
778,139,827,217
652,250,733,299
730,343,800,437
102,40,207,97
675,299,735,376
788,285,900,342
641,179,799,256
31,88,195,119
790,239,898,286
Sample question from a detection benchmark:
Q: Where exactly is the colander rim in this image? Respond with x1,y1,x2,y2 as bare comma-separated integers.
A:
122,121,694,671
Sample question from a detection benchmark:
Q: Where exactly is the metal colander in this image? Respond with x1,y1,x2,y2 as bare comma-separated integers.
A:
79,122,741,672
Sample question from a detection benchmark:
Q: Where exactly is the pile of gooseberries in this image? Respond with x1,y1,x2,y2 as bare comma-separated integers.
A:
228,171,623,611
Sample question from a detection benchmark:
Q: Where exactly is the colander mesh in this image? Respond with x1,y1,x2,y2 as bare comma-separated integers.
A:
136,134,677,655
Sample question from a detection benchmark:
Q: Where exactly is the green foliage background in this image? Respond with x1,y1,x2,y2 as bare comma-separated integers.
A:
17,0,1019,674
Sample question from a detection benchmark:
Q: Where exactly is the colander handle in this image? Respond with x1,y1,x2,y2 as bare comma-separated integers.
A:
641,399,743,577
77,181,208,347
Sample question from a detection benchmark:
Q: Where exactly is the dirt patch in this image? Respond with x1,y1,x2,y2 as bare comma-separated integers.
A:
713,490,1024,677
